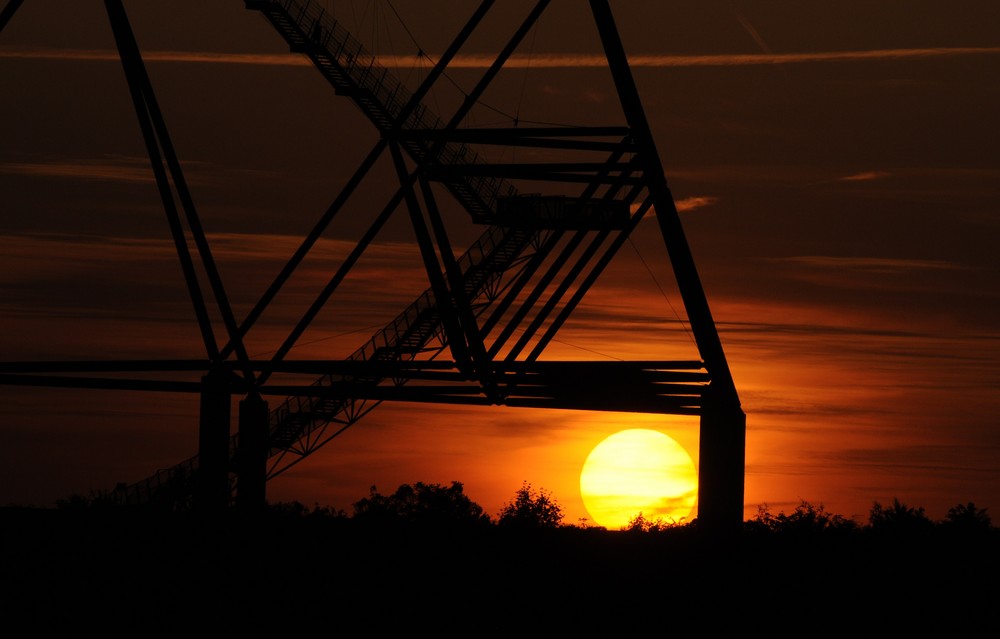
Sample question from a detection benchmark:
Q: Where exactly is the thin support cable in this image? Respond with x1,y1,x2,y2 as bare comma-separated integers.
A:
628,236,696,348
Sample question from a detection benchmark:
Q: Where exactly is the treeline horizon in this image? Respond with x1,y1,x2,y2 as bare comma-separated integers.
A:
5,481,998,634
34,478,997,535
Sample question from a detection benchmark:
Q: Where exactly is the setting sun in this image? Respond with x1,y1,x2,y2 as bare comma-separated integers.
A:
580,429,698,529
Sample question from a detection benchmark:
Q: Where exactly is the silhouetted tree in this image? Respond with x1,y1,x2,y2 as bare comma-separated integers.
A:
942,502,992,532
747,500,857,535
868,498,934,535
352,481,491,528
497,481,563,529
625,512,676,532
268,501,347,519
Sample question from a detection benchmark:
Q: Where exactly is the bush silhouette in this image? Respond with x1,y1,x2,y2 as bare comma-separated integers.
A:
625,511,681,532
497,481,563,529
868,498,934,535
748,500,858,535
352,481,491,528
942,502,991,533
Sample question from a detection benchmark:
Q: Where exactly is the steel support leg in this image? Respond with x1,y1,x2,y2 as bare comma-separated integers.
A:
698,384,747,534
236,393,269,512
196,368,231,513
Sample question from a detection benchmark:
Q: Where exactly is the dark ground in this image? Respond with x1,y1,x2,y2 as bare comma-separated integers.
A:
2,506,997,634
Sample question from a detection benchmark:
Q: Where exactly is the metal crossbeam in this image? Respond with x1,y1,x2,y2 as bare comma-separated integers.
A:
0,359,707,415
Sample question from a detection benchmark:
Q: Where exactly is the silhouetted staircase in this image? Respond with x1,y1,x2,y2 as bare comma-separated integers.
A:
247,0,517,219
263,224,533,456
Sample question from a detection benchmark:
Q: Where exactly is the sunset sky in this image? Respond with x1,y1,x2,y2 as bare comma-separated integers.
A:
2,0,998,525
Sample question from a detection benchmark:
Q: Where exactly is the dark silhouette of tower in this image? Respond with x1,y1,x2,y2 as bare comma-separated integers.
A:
0,0,745,532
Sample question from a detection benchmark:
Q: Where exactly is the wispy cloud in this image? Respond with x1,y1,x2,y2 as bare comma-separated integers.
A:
674,196,719,212
0,157,155,183
632,196,718,217
481,48,1000,68
0,156,274,186
388,48,1000,69
4,46,1000,68
813,445,1000,477
770,256,965,274
838,171,891,182
0,47,311,67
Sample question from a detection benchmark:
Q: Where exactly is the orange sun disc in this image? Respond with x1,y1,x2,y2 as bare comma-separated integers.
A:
580,428,698,529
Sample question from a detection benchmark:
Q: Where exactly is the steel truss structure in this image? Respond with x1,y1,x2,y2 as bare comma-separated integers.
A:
1,0,746,531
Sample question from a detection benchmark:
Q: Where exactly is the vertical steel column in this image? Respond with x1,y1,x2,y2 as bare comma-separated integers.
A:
589,0,746,533
196,367,231,513
699,385,747,534
236,392,270,512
